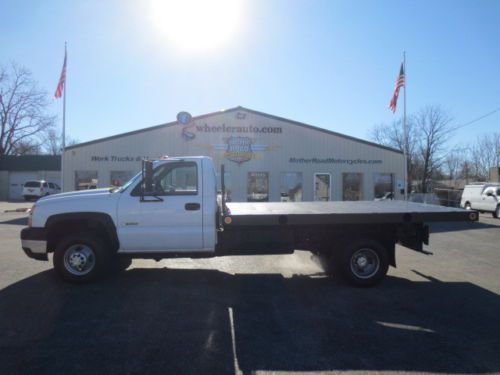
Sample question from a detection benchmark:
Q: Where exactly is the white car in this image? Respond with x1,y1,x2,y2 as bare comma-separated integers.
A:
460,183,500,218
22,180,61,201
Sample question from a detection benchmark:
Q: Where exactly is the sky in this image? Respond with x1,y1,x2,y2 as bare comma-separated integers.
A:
1,0,499,148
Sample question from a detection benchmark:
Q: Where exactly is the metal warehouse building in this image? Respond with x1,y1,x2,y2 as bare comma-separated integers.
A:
0,155,61,200
63,106,405,202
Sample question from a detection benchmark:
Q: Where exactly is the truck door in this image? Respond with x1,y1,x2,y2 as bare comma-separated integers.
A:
117,161,203,252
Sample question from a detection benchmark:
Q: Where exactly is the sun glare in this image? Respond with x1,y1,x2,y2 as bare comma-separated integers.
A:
149,0,245,53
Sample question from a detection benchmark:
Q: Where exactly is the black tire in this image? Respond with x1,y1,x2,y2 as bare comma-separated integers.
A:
23,196,30,201
53,233,111,283
493,205,499,219
336,239,389,287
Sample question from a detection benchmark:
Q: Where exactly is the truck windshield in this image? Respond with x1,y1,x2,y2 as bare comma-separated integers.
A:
113,172,141,193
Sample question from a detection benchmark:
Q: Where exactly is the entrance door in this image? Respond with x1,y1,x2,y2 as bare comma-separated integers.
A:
117,161,204,252
247,172,269,202
314,173,331,201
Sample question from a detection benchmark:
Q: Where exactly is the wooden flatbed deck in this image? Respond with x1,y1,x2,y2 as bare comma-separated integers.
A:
225,201,477,226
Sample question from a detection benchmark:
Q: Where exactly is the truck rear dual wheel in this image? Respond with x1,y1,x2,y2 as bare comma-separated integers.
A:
335,240,389,287
53,233,111,283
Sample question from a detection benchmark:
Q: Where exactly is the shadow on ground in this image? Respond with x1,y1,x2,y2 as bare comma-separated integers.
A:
1,269,499,375
0,217,28,226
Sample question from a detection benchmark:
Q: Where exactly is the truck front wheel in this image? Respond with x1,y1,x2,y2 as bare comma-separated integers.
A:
337,240,389,287
53,233,110,283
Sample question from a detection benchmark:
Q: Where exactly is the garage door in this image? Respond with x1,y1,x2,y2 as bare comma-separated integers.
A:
9,171,38,200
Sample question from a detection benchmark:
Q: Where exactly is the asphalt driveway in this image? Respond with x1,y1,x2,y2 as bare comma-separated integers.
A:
0,205,499,375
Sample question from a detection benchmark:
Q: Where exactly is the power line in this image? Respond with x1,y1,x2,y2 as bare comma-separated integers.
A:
455,106,500,130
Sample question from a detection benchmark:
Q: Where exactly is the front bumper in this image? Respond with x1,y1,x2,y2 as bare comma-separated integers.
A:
21,227,48,261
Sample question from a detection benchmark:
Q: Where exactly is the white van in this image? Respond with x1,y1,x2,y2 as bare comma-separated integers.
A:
461,183,500,218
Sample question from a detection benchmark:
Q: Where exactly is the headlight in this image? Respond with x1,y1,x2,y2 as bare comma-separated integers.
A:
28,205,35,227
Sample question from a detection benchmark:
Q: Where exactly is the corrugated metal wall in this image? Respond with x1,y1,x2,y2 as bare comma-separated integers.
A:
63,108,404,201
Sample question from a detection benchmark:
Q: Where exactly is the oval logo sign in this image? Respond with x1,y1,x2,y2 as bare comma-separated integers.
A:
177,111,192,125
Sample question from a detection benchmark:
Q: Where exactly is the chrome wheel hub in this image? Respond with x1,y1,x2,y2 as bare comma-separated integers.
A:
356,256,368,268
350,248,380,279
63,244,95,276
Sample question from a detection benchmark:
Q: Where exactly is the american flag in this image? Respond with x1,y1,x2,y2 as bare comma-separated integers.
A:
389,63,405,113
54,48,67,99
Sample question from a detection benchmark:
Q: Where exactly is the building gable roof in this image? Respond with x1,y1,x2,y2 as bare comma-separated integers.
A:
66,106,403,154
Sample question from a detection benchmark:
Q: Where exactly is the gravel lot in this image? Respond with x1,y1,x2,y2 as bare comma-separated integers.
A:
0,201,499,375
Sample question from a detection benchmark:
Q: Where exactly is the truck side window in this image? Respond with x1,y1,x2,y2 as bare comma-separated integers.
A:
132,162,198,196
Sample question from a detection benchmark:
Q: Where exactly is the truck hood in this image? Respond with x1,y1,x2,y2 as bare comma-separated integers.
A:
32,188,121,227
40,188,112,200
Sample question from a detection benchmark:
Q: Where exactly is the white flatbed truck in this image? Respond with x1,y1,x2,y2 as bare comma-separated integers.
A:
20,156,478,286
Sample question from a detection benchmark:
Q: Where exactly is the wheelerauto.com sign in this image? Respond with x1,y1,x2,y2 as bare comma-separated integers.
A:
181,122,283,141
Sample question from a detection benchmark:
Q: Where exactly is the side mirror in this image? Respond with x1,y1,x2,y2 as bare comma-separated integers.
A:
143,160,154,193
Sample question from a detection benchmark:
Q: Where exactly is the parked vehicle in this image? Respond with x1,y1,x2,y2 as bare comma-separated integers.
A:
460,183,500,218
48,182,62,194
20,156,477,286
22,180,60,201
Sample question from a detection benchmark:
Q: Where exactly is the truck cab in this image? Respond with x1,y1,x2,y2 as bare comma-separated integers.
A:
21,157,219,281
116,157,218,252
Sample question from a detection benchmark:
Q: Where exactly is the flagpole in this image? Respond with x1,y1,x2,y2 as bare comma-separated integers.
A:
61,42,67,192
403,51,408,201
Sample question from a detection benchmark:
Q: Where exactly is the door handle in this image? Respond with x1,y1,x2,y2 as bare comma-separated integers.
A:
185,203,200,211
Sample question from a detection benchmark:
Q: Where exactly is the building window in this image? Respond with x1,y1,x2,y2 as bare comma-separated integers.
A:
247,172,269,202
373,173,394,199
280,172,303,202
75,171,98,190
110,171,136,187
343,173,363,201
314,173,331,201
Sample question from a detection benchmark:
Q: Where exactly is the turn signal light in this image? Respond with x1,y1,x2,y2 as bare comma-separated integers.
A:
28,205,35,227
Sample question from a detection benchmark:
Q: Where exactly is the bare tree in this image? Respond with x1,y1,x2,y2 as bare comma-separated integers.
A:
0,62,55,156
371,106,455,192
468,132,500,180
414,106,455,192
14,139,42,155
443,146,467,181
371,116,419,192
43,128,79,155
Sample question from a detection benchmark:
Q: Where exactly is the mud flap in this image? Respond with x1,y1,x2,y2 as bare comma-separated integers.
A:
398,224,431,254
